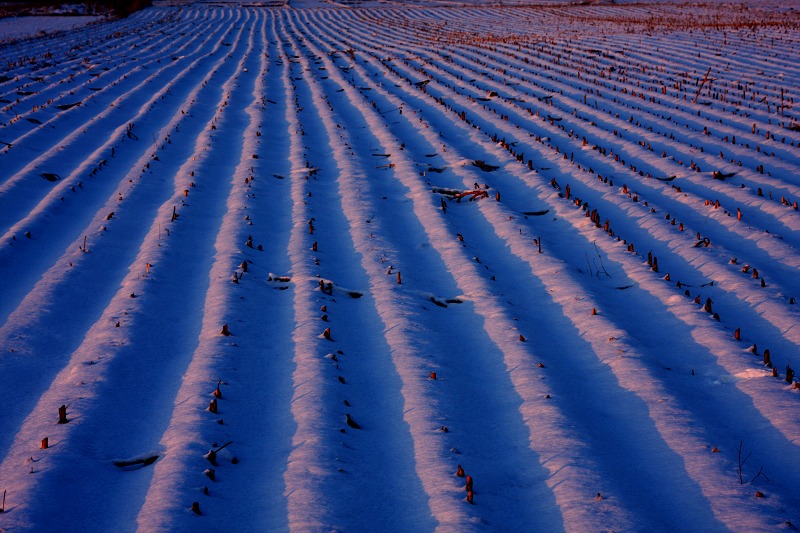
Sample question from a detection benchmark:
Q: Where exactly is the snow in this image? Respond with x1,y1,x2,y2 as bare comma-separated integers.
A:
0,15,101,43
0,1,799,531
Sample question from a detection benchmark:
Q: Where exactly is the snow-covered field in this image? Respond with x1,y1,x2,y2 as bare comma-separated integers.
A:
0,1,799,531
0,15,102,43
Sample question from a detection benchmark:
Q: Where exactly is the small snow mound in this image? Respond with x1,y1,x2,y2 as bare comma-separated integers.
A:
710,374,736,385
711,368,767,385
734,368,769,381
290,167,319,176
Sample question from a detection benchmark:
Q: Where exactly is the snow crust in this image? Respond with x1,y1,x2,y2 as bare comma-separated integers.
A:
0,1,799,531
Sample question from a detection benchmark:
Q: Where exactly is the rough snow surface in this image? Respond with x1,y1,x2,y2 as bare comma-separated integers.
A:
0,15,101,42
0,1,799,531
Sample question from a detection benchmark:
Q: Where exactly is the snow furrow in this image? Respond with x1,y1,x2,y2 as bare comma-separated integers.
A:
277,13,431,530
0,11,258,531
337,27,800,357
303,11,799,529
0,11,248,327
301,11,636,530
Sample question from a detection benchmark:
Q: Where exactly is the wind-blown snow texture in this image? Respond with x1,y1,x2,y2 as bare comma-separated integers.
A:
0,16,102,43
0,1,799,531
